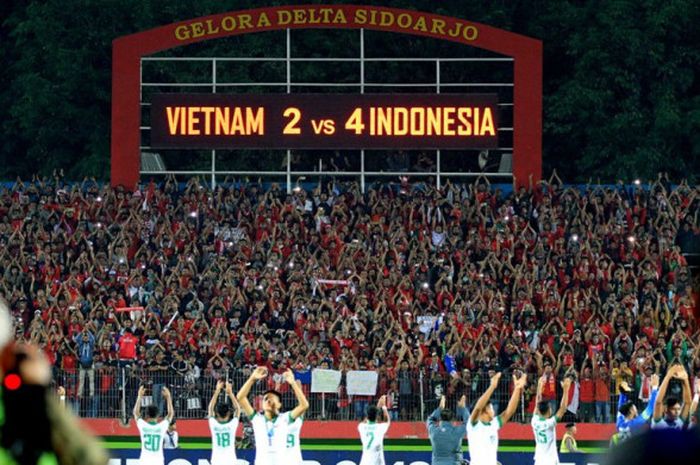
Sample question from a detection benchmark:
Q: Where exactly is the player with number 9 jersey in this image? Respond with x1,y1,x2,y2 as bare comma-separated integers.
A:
468,372,527,465
285,413,304,465
237,367,309,465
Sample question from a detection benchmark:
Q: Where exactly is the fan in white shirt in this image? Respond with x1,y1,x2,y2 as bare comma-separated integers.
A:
467,372,527,465
208,380,241,465
133,385,174,465
236,367,310,465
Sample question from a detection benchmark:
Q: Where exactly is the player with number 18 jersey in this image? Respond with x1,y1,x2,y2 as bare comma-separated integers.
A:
207,381,241,465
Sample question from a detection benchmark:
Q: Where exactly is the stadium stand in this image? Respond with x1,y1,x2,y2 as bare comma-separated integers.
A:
0,171,698,422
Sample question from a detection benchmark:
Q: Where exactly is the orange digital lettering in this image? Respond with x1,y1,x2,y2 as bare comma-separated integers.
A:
247,108,265,135
215,107,229,135
187,107,200,135
443,108,456,136
457,108,472,136
166,107,181,134
200,107,215,133
480,108,495,135
394,108,408,135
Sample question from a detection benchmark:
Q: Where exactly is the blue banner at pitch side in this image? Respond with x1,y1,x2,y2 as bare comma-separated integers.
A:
107,449,604,465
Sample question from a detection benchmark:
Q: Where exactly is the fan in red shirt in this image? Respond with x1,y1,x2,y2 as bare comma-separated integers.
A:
117,328,138,361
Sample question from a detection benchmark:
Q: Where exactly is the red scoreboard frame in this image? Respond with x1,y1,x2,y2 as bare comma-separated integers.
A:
112,4,542,188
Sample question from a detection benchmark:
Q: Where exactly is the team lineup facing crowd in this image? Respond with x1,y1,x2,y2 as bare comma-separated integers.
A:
131,361,699,465
0,171,698,463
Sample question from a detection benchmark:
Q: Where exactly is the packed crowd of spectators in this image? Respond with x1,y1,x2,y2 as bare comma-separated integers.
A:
0,170,698,422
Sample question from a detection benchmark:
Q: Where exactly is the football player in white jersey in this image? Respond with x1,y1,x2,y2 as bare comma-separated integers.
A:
285,380,305,465
208,380,241,465
531,375,572,465
467,372,527,465
133,385,174,465
652,364,691,430
237,367,309,465
358,395,391,465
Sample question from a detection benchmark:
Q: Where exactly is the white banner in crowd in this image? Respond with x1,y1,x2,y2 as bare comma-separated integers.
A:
311,369,342,393
346,370,378,396
416,315,438,335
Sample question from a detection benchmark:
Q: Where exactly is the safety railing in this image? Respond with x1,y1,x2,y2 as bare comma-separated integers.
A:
52,366,630,424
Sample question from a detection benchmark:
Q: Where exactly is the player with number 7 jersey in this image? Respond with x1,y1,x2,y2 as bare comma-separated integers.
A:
208,380,241,465
358,395,391,465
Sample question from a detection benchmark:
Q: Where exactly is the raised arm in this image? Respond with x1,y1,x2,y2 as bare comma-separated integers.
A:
690,379,700,421
208,380,224,417
225,382,241,418
653,365,678,421
499,373,528,426
426,395,446,436
628,373,659,422
133,385,146,421
163,386,174,423
377,395,390,427
236,367,268,417
456,395,468,425
555,377,573,420
427,395,446,432
284,369,309,420
616,376,632,417
57,386,67,408
470,372,502,424
534,376,544,415
676,366,692,421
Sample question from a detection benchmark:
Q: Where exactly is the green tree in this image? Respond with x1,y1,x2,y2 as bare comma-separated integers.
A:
1,0,698,182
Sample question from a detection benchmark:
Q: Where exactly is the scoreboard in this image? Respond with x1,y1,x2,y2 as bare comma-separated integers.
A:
150,93,498,149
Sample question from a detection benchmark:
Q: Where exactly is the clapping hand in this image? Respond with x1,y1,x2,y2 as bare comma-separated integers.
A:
490,372,502,388
650,374,660,389
457,395,467,409
252,366,268,380
561,377,572,390
283,369,296,384
674,366,689,381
